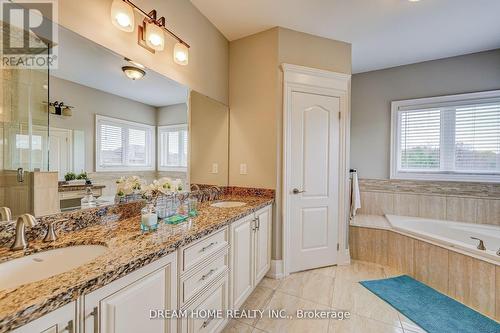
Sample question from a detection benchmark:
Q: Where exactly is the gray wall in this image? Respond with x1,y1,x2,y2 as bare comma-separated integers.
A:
157,103,188,126
351,49,500,179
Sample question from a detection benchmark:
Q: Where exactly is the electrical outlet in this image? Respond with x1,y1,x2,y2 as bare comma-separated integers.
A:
239,163,247,175
211,163,218,174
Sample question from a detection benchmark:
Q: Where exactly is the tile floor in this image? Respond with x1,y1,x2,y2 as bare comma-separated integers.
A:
223,260,426,333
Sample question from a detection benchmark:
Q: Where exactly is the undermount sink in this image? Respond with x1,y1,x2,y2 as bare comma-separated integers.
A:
210,201,247,208
0,245,108,290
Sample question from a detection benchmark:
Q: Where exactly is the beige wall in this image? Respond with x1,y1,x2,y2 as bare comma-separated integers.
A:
278,28,351,74
190,91,229,186
229,27,352,259
229,28,280,189
59,0,229,104
351,49,500,179
49,76,157,172
157,103,188,126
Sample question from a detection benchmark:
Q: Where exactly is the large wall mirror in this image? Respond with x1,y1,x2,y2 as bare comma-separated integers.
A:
0,24,229,219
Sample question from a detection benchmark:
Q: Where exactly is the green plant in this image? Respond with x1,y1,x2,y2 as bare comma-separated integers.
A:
64,172,76,181
76,172,88,180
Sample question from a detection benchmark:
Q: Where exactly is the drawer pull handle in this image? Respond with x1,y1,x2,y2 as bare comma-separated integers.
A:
88,306,99,333
63,319,74,333
202,315,215,328
201,269,216,281
201,242,217,252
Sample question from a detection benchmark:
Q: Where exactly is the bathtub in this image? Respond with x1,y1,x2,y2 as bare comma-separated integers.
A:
385,215,500,264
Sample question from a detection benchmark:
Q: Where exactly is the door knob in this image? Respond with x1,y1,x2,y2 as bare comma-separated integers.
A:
292,188,305,194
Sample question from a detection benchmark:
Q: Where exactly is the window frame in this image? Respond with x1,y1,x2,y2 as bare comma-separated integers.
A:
95,114,155,172
390,90,500,183
157,124,189,172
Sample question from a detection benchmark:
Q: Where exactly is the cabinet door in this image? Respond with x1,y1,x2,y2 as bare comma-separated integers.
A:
12,301,76,333
229,215,254,309
84,253,176,333
99,268,167,333
254,206,272,284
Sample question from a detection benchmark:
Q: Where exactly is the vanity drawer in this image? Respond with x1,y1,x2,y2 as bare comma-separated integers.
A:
180,272,229,333
182,228,228,272
181,250,228,305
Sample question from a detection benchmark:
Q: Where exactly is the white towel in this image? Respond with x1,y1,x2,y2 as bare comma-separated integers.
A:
350,173,361,219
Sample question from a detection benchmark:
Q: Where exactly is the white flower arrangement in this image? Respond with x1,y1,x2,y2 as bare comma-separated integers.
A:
115,176,145,197
116,176,185,201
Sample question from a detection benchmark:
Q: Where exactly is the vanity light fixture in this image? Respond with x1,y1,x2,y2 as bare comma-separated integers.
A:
173,42,189,65
122,66,146,80
110,0,190,65
145,21,165,51
111,0,135,32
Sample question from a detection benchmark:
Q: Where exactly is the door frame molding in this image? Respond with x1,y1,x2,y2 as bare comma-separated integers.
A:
281,63,351,276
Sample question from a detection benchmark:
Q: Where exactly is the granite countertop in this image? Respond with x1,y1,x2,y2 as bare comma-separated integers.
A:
58,184,106,192
0,194,273,332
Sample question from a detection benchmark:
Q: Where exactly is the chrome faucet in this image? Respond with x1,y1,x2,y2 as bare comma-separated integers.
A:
10,214,38,251
208,186,221,201
0,207,12,222
470,237,486,251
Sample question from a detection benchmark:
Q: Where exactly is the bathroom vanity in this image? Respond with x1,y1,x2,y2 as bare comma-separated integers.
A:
0,194,273,333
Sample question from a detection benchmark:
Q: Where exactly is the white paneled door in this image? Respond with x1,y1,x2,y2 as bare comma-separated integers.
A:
289,91,340,273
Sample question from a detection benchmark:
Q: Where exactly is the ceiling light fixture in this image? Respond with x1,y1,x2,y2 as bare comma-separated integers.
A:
122,66,146,80
124,57,145,69
110,0,190,65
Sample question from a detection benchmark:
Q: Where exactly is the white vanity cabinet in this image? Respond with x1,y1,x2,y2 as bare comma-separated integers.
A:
10,204,273,333
254,206,272,284
11,301,76,333
82,252,177,333
230,205,272,310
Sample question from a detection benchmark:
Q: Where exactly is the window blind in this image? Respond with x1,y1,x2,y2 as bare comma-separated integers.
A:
394,95,500,181
399,109,441,170
455,103,500,173
159,125,188,170
96,115,154,171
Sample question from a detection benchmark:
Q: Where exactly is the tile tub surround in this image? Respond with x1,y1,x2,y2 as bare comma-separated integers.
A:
349,217,499,321
357,178,500,225
0,194,274,332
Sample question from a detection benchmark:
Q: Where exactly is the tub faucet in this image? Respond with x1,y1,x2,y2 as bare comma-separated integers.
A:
11,214,38,251
470,237,486,251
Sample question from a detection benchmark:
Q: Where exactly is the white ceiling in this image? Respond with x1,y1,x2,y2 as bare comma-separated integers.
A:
191,0,500,73
52,26,188,107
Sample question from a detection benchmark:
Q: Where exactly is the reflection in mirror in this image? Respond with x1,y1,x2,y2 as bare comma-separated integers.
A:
189,91,229,186
1,22,230,220
0,24,195,218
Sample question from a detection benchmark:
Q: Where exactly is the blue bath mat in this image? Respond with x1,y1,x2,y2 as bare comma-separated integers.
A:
360,275,500,333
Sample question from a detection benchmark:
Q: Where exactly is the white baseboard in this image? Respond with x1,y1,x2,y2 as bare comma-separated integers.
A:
266,260,284,279
338,248,351,266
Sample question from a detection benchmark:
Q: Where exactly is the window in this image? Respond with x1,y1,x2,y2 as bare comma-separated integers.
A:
158,125,188,171
96,115,154,171
391,91,500,182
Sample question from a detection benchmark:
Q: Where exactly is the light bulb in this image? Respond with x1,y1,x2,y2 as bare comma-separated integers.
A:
111,0,135,32
173,42,189,65
145,23,165,51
